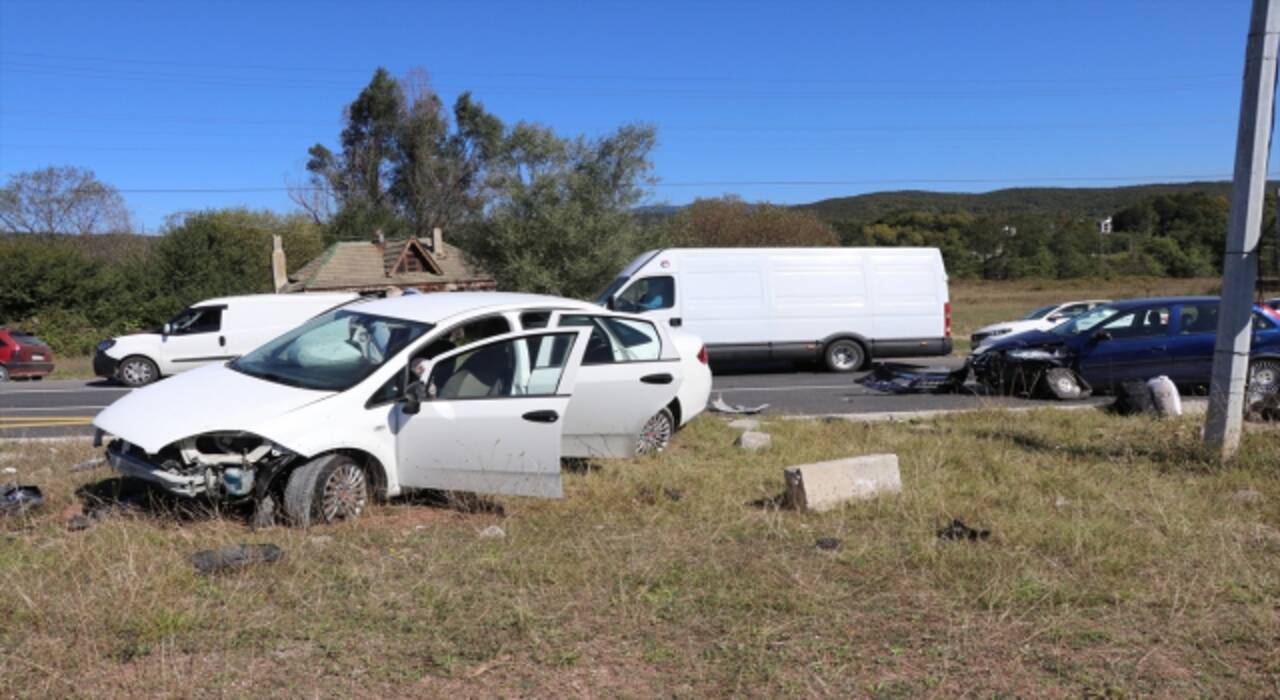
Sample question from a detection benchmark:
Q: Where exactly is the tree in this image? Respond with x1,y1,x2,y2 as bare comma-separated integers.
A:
0,166,132,235
152,209,326,304
302,68,505,240
459,123,661,298
668,197,839,247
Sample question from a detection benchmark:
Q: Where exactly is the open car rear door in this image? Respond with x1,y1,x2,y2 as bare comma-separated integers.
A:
393,328,591,498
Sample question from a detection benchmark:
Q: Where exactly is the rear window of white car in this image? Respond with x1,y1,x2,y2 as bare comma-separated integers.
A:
559,315,661,364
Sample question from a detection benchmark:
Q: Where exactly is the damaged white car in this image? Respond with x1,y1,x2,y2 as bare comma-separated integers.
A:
92,293,711,526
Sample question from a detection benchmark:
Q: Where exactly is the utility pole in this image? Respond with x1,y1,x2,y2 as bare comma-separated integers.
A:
1204,0,1280,457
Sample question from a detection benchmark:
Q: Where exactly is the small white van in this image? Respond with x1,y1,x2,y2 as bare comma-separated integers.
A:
594,247,952,371
94,293,359,386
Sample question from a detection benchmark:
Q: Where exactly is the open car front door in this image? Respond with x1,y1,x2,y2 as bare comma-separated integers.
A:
393,328,591,499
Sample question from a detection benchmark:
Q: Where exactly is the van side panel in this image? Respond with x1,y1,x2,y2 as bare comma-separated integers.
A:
631,248,950,362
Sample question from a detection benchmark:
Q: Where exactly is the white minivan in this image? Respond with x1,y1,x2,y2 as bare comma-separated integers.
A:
94,293,359,386
595,248,952,371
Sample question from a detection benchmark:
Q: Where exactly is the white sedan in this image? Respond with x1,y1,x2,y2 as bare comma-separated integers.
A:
93,293,711,526
969,299,1110,350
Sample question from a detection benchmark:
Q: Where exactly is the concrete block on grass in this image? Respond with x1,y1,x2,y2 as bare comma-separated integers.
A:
735,431,772,451
784,454,900,512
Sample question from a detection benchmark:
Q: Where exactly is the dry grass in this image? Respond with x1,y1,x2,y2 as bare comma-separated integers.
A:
1,409,1278,697
45,355,94,382
949,277,1221,353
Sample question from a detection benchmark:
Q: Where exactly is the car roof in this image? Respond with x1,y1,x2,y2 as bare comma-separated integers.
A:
351,291,597,324
1106,296,1219,309
196,292,359,307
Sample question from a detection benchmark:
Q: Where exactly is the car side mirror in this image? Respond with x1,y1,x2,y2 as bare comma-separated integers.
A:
162,322,172,336
1046,314,1064,323
1091,330,1112,343
605,296,616,311
402,380,429,415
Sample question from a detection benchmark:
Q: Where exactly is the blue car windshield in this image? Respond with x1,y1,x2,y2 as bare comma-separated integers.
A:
1022,304,1059,320
1050,305,1118,336
231,310,432,392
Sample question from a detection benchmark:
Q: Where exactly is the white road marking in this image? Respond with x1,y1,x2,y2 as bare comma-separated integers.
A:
712,384,855,392
0,388,129,395
0,405,110,412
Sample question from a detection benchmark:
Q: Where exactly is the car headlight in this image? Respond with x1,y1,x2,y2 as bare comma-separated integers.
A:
1007,348,1067,362
97,339,116,352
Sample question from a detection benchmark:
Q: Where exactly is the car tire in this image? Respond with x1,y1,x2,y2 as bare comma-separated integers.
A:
824,339,866,373
0,365,8,383
1247,359,1280,400
283,454,368,528
117,356,159,387
1041,367,1085,400
637,407,675,455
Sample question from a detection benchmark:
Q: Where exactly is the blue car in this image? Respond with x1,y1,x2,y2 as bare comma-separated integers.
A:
971,296,1280,398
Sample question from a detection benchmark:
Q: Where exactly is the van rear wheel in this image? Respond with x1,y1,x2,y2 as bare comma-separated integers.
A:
824,339,866,373
118,356,158,387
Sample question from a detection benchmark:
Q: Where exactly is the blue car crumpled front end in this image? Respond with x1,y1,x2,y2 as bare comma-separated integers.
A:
969,332,1090,399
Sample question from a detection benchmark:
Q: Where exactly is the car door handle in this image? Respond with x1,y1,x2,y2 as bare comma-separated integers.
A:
219,335,226,347
641,373,674,385
522,410,559,423
669,318,682,327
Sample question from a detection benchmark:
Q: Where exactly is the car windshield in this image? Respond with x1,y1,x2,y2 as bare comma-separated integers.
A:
231,310,432,392
592,276,630,306
1022,304,1059,320
1050,305,1119,336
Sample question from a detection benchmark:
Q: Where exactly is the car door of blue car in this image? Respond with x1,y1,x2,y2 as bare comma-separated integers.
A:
1075,304,1174,388
1165,301,1219,386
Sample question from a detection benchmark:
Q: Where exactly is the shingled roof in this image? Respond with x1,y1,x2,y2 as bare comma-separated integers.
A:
282,235,495,294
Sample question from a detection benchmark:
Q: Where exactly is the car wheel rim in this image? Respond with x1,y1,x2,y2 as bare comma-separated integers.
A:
122,360,152,385
1250,363,1280,396
321,463,367,522
637,411,673,455
1055,376,1077,395
831,345,859,370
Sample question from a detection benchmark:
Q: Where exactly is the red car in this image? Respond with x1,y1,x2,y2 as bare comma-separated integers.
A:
0,328,54,382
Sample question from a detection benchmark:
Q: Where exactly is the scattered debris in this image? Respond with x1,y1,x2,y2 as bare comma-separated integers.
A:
1054,495,1071,509
726,418,760,431
308,535,335,545
1110,380,1157,416
66,514,95,532
1231,489,1264,505
747,491,789,509
635,485,683,505
69,457,107,473
815,537,842,551
937,519,990,542
710,394,769,415
1147,376,1183,417
478,525,507,539
783,454,901,512
858,362,970,394
735,431,772,451
190,543,285,575
1,467,15,475
1,483,44,516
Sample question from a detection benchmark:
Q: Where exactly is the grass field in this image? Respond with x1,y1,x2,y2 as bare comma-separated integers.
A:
2,409,1277,697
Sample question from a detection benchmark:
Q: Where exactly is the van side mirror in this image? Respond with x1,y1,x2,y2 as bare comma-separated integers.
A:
162,322,172,336
402,380,429,415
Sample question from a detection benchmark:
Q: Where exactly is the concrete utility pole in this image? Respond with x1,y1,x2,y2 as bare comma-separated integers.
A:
1204,0,1280,457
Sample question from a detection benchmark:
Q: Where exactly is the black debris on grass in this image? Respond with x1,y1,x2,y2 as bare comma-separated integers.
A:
190,544,286,575
937,519,991,541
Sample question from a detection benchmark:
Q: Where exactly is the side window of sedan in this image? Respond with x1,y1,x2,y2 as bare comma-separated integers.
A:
428,333,576,399
418,315,511,360
558,315,662,364
1104,306,1172,339
1178,303,1219,335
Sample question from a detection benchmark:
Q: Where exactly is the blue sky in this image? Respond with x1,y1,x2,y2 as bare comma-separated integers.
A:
0,0,1266,230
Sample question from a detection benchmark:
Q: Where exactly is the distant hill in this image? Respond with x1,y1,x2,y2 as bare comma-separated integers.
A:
794,181,1247,222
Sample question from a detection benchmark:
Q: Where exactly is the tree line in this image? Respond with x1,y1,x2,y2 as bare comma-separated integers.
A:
2,67,1268,356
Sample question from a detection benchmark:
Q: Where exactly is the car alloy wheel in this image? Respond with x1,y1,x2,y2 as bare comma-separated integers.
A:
637,407,675,455
321,461,368,522
825,339,865,372
119,357,157,386
1248,359,1280,399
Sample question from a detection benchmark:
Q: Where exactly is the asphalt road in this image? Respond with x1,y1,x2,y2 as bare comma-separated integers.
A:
0,358,1098,442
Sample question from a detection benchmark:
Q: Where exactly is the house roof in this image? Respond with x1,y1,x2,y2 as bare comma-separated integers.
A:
284,237,493,293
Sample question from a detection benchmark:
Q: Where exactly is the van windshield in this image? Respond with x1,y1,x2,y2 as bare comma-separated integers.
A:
592,276,630,306
230,310,432,392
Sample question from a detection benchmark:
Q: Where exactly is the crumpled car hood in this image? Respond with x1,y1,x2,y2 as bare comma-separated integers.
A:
974,330,1068,354
93,363,334,454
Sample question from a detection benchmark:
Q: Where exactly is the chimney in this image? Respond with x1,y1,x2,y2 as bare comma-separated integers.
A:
432,227,447,258
373,228,386,251
271,235,288,293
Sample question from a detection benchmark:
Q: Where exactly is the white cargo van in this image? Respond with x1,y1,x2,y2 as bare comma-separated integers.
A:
594,248,951,372
94,292,360,386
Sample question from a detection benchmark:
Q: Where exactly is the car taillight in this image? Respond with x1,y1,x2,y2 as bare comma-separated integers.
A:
697,345,709,364
944,302,952,337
